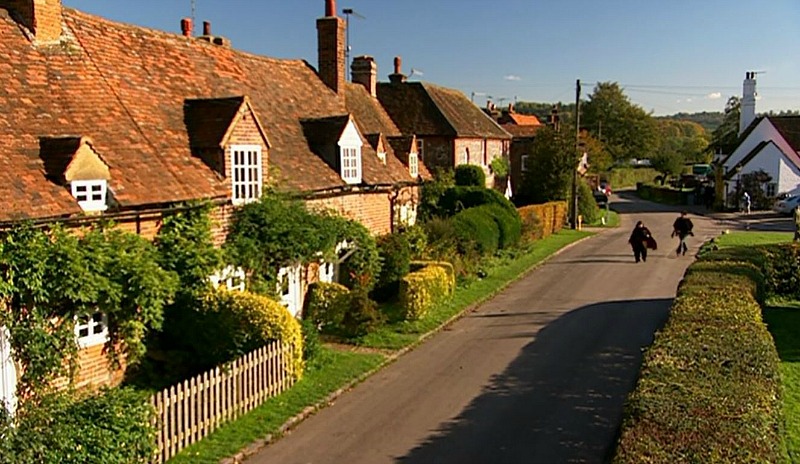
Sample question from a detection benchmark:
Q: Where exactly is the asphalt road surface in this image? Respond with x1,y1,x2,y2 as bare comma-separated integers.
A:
246,196,723,464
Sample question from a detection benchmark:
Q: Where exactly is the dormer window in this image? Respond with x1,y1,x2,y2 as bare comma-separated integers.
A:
71,180,108,212
231,144,263,205
340,146,362,184
409,152,419,177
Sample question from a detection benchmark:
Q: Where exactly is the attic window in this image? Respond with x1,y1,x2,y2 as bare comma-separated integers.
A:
340,146,362,184
71,180,108,212
377,151,387,165
75,312,108,348
231,145,263,205
409,152,419,177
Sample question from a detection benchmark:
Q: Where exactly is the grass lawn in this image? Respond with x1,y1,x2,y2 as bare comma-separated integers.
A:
168,228,591,463
587,209,619,228
713,231,799,460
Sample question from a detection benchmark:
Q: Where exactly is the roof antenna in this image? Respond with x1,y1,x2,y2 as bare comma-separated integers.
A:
409,68,424,79
191,0,196,25
342,8,366,81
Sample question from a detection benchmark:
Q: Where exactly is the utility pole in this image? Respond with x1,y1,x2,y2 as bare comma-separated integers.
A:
571,79,581,229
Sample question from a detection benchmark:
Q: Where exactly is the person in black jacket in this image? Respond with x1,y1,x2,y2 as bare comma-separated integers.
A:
628,221,653,263
672,211,694,256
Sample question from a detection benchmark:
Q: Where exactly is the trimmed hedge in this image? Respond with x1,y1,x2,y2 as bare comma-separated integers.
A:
614,248,786,463
399,265,454,320
454,164,486,187
303,281,350,331
409,260,456,292
517,201,567,241
374,233,412,300
439,186,516,217
473,203,522,249
451,206,500,255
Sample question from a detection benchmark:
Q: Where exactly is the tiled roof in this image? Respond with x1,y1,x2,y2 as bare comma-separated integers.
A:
39,136,84,183
1,6,420,222
345,84,401,137
505,113,542,126
769,116,800,152
377,81,511,139
502,124,540,138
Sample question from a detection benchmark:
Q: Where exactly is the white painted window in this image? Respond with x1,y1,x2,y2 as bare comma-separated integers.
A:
341,147,361,184
277,265,303,317
319,261,335,283
0,325,17,416
71,180,108,212
209,265,246,292
521,155,530,172
398,203,418,227
230,145,263,205
377,151,386,165
409,152,419,177
75,312,108,348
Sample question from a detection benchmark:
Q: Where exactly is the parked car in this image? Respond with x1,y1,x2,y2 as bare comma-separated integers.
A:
773,195,800,215
593,190,609,207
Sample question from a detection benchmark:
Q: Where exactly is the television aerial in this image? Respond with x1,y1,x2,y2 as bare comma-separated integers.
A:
342,8,366,78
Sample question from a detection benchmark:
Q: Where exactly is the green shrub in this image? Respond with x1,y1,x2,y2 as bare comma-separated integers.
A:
409,260,456,293
454,164,486,187
576,179,599,224
439,186,516,217
303,281,350,332
334,218,381,292
490,157,509,178
451,207,500,255
0,388,155,464
374,233,412,301
604,167,658,188
471,203,522,249
192,289,304,379
300,318,322,363
399,225,428,259
399,265,454,320
419,167,455,222
341,290,382,339
762,243,800,299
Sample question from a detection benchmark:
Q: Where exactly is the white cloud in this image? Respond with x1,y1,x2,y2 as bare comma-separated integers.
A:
504,74,521,81
706,92,722,100
686,98,693,103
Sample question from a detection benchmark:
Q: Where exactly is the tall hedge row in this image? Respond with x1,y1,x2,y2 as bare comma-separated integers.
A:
614,246,787,463
516,201,567,240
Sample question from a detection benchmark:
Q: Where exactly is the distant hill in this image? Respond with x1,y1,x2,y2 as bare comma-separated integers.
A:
656,112,723,133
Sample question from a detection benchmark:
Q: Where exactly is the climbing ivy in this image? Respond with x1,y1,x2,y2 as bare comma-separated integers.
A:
0,223,177,397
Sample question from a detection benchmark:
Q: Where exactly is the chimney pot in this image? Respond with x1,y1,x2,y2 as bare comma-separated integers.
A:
394,56,402,75
351,55,377,97
180,18,193,37
203,21,211,36
325,0,336,17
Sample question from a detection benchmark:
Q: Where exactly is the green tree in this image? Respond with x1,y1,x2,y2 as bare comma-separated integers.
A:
516,125,579,204
710,96,741,155
581,131,612,172
582,82,658,163
650,151,684,185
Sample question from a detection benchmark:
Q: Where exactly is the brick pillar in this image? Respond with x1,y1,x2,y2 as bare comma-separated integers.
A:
316,8,345,94
351,55,377,97
1,0,62,43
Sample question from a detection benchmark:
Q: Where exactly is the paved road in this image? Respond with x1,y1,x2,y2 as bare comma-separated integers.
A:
246,196,723,464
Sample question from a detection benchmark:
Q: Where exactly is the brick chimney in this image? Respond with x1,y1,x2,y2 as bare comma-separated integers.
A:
351,55,377,97
1,0,63,44
203,20,211,36
180,18,193,37
388,56,407,84
739,71,757,136
317,0,345,94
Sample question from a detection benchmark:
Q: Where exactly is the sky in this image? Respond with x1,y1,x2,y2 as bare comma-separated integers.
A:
64,0,800,116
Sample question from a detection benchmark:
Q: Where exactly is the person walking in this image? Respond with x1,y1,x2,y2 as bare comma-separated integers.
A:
743,191,751,214
672,211,694,256
628,220,653,263
794,205,800,242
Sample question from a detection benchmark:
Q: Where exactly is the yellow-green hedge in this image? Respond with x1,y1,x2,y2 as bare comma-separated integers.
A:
517,201,567,241
399,265,454,320
303,281,350,331
409,260,456,293
201,289,304,380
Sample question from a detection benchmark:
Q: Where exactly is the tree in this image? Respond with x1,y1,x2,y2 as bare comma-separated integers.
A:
709,96,741,155
650,151,684,185
655,119,711,168
581,131,612,172
582,82,658,163
516,125,579,204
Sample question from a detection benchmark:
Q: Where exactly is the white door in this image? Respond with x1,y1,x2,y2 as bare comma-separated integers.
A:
277,265,303,317
0,326,17,416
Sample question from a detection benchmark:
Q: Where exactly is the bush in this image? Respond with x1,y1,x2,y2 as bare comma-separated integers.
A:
439,186,516,217
399,265,454,320
614,251,786,464
399,225,428,259
762,243,800,299
454,164,486,187
334,218,381,292
191,289,304,379
419,168,455,222
470,204,522,249
451,207,500,255
374,233,412,301
517,201,567,240
341,290,382,339
576,180,599,224
303,281,350,332
0,388,155,464
300,318,322,363
409,260,456,293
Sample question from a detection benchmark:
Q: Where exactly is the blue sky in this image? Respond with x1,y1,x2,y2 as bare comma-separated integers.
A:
65,0,800,116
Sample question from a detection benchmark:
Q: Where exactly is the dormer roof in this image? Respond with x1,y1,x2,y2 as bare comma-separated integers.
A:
184,95,270,150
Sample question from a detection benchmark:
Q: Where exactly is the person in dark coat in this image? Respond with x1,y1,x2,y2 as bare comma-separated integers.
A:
628,220,653,263
672,211,694,256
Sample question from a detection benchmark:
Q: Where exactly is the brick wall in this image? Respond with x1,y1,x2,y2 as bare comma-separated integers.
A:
224,108,270,196
50,342,125,391
4,0,63,43
316,15,345,94
209,203,235,247
307,190,393,235
419,137,453,171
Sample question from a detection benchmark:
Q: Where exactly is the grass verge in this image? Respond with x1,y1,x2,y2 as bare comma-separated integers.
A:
764,306,800,463
167,228,591,462
714,230,792,247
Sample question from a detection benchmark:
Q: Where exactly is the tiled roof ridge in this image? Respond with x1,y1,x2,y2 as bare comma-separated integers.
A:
420,81,511,139
417,82,459,135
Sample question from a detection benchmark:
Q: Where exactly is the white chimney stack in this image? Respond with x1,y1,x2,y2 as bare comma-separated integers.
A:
739,71,757,136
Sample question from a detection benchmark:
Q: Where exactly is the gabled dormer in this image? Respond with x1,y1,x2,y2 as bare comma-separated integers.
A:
301,114,364,185
388,134,421,178
184,96,271,205
40,136,111,213
365,133,388,165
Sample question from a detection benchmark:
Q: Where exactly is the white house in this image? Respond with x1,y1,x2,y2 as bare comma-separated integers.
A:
718,72,800,204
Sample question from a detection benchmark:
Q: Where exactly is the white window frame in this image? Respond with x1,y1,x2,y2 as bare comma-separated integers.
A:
71,180,108,212
319,261,335,283
377,151,387,165
209,265,246,292
75,312,109,348
408,152,419,177
0,325,17,417
521,155,530,172
340,146,362,184
230,144,263,205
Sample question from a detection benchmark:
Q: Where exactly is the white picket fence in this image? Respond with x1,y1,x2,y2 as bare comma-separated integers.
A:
150,341,295,463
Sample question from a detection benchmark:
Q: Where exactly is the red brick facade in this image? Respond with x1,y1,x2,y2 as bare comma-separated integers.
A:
307,185,420,236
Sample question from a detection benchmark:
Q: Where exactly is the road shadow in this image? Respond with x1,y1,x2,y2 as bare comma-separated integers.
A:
395,299,673,464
